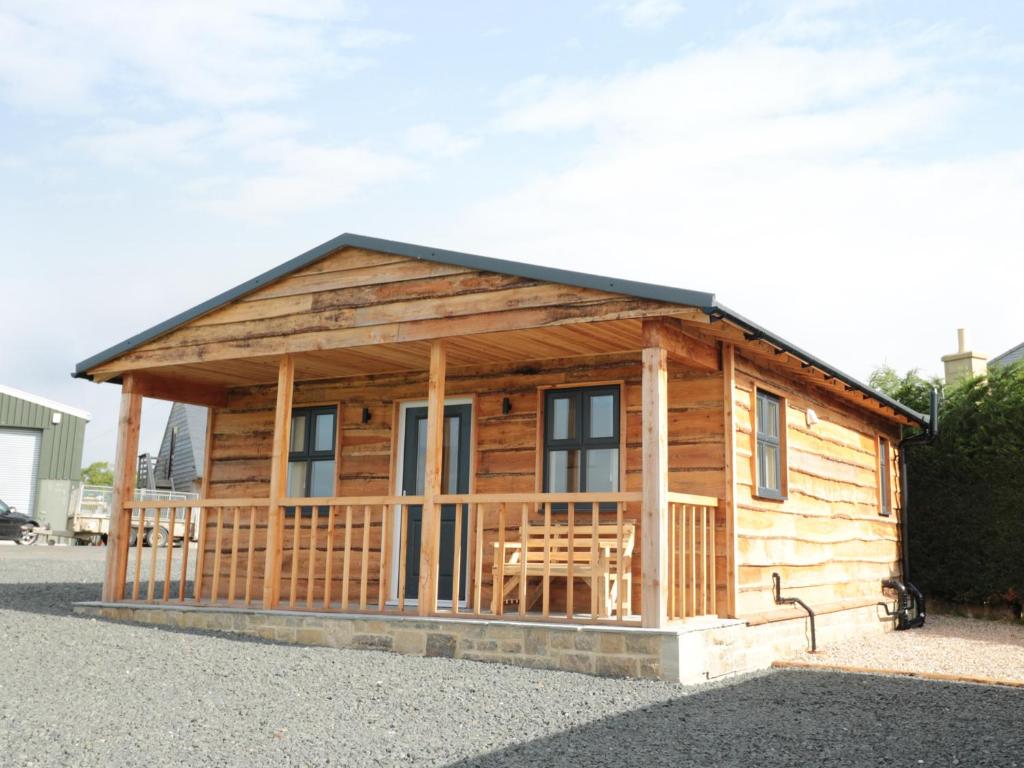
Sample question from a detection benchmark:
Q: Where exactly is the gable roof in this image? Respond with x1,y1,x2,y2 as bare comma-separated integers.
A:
990,340,1024,369
72,232,928,427
0,384,91,421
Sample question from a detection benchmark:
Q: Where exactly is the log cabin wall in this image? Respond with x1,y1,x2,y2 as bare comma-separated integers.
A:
732,351,903,617
200,353,726,608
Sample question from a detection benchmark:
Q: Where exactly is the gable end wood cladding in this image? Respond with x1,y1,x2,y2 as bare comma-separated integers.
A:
73,234,925,428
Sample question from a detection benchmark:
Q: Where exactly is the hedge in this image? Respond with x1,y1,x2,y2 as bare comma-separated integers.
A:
897,363,1024,606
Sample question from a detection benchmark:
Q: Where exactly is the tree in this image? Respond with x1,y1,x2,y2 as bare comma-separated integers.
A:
81,461,114,486
869,365,941,416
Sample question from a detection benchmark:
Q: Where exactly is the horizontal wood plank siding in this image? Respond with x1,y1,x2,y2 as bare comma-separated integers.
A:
732,352,902,616
88,248,679,376
200,353,726,608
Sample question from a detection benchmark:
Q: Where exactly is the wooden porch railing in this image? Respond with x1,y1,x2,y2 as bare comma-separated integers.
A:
667,493,722,619
119,491,721,625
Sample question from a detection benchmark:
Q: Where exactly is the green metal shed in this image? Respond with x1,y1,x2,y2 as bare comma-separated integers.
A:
0,385,89,531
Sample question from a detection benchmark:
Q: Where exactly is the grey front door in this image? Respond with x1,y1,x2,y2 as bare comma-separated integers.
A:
401,404,471,603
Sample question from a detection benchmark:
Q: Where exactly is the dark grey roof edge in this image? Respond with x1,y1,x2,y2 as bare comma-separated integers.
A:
990,340,1024,368
73,232,716,378
708,302,928,427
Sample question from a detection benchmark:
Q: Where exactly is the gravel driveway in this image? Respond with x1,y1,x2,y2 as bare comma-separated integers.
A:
782,613,1024,684
1,546,1021,767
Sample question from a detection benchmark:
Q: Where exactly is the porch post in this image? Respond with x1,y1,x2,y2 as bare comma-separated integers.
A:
263,355,294,608
418,340,446,615
722,342,738,618
103,374,142,602
641,342,670,628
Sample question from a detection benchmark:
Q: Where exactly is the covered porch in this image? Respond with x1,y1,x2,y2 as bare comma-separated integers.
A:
99,316,732,630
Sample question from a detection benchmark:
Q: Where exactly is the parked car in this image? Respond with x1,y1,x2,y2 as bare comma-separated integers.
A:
0,498,40,545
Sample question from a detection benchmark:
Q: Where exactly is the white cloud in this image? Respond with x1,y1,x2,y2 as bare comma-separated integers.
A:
451,12,1024,381
200,142,413,218
403,123,480,158
71,118,213,167
0,0,399,112
605,0,684,31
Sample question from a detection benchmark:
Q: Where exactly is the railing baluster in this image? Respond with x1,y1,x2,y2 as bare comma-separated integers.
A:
700,504,708,616
518,503,528,617
398,503,408,612
306,506,318,609
566,503,574,620
193,506,209,604
132,507,145,600
323,505,336,610
616,502,625,621
359,505,371,610
452,502,463,615
210,508,224,605
689,505,697,618
473,503,483,616
245,505,257,606
228,506,241,605
541,502,551,617
342,505,353,609
668,503,676,619
289,508,301,608
378,504,388,611
147,508,160,603
709,504,717,615
590,506,599,620
178,505,193,602
162,507,175,602
495,502,506,616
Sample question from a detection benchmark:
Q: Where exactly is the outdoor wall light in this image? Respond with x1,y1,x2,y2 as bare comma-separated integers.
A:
806,408,819,427
502,397,512,415
362,407,372,424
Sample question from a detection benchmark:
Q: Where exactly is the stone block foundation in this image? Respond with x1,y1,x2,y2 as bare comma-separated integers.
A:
72,602,893,684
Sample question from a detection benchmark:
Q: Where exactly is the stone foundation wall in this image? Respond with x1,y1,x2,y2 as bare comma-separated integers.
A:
73,602,894,684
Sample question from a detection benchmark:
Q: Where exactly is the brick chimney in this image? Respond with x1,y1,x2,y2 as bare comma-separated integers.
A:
941,328,988,386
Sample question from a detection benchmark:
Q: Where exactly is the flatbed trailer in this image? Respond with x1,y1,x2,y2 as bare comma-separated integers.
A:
68,486,201,546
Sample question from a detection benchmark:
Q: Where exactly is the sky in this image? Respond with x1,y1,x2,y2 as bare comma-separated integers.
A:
1,0,1023,466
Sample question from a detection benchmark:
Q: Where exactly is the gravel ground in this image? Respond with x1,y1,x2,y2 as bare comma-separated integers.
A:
2,546,1022,767
784,614,1024,683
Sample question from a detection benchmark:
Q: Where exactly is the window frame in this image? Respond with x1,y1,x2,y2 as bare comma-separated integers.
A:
541,385,622,495
287,405,338,500
877,435,892,517
753,387,788,501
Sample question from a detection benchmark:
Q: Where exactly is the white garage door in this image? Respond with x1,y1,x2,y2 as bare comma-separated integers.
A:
0,428,41,517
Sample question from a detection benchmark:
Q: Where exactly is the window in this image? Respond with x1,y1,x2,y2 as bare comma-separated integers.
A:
543,386,620,494
755,390,786,500
878,437,892,516
287,406,337,502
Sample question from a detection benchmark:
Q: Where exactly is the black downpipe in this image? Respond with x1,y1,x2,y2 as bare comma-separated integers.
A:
772,572,816,652
889,387,939,630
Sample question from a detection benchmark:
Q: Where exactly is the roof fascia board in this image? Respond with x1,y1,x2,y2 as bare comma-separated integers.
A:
708,302,928,427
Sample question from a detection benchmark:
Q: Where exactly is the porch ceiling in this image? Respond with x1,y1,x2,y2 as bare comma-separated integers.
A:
129,317,650,389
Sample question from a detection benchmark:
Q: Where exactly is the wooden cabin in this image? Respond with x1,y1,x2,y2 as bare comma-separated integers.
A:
72,234,927,682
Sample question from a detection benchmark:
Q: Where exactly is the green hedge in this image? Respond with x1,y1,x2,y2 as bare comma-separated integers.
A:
903,364,1024,606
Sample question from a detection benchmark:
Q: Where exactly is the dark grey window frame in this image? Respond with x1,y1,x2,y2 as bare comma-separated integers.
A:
285,405,337,517
542,385,621,497
755,389,785,501
878,437,891,517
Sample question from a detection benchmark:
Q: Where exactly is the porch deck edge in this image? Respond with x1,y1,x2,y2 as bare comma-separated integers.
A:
72,600,890,684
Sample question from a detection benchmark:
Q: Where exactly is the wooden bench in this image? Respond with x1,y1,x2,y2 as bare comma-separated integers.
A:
492,521,636,618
